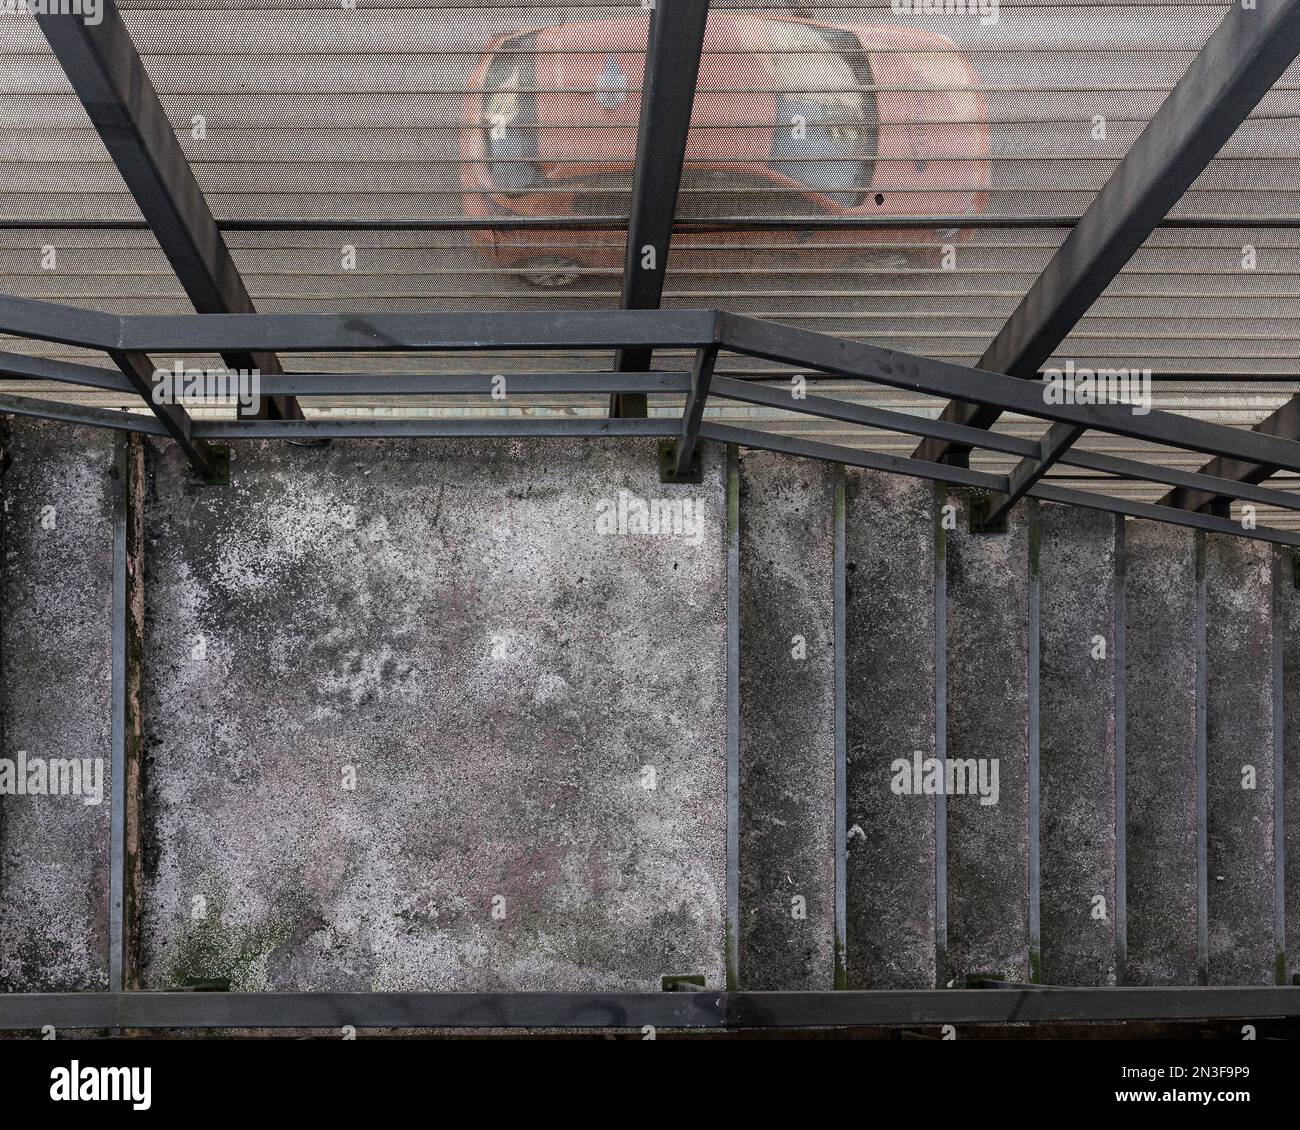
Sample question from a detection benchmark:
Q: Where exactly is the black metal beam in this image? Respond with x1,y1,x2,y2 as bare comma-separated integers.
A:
0,350,134,394
699,422,1005,492
0,393,166,435
13,215,1300,233
193,418,679,441
674,346,718,475
721,315,1300,476
703,421,1300,547
1,988,1298,1030
0,294,120,350
254,372,691,398
109,350,215,475
108,433,130,997
1061,448,1300,515
724,987,1300,1027
710,374,1041,460
35,3,300,421
1161,398,1300,513
612,0,711,417
985,422,1086,527
914,0,1300,478
118,309,722,355
1030,482,1300,547
710,375,1300,513
0,299,722,355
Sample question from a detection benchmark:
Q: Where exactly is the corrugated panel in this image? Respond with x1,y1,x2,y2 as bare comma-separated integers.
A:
0,0,1296,503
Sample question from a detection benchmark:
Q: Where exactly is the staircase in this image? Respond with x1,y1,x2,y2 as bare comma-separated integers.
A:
738,450,1292,992
0,419,1294,1025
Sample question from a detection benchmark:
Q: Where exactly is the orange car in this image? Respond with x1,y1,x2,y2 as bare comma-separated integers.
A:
460,12,990,287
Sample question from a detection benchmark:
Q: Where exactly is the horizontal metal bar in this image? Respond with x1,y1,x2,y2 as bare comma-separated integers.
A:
1029,483,1300,547
0,393,166,435
1061,448,1300,513
8,216,1300,233
256,372,691,397
709,375,1041,459
710,375,1300,514
192,418,680,441
0,349,134,393
702,419,1300,544
0,300,723,355
0,293,121,349
726,987,1300,1027
1,988,1297,1030
119,310,723,355
698,422,1004,491
1161,398,1300,513
0,992,720,1031
720,314,1300,475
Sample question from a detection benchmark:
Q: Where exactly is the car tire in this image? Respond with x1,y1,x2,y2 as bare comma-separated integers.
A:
518,258,583,288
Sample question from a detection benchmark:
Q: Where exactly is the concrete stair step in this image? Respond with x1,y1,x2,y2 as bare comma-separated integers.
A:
842,469,939,989
736,449,838,989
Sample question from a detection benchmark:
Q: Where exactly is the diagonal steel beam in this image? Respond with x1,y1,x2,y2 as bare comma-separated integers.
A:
611,0,711,418
983,422,1086,527
721,315,1300,475
673,346,718,475
913,0,1300,502
35,4,300,421
702,423,1300,548
109,349,216,475
707,376,1300,513
1159,398,1300,513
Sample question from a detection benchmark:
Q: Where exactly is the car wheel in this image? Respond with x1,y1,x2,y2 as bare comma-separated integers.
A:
518,258,582,288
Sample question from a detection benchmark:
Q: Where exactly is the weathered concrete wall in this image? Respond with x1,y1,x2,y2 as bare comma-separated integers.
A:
737,451,836,990
139,437,728,991
844,471,937,988
1124,521,1199,986
0,420,117,991
944,491,1030,985
1038,504,1118,986
1204,534,1277,985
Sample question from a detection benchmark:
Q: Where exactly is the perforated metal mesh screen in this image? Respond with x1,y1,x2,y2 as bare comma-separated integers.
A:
1,0,1298,523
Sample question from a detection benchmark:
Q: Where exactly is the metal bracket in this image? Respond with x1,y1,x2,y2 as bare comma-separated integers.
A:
188,444,231,487
969,494,1009,535
658,439,703,484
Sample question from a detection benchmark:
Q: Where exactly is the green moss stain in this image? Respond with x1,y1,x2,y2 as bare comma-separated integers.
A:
164,875,302,991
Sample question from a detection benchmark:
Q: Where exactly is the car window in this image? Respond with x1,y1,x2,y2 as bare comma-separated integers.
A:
483,33,541,191
766,21,876,206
